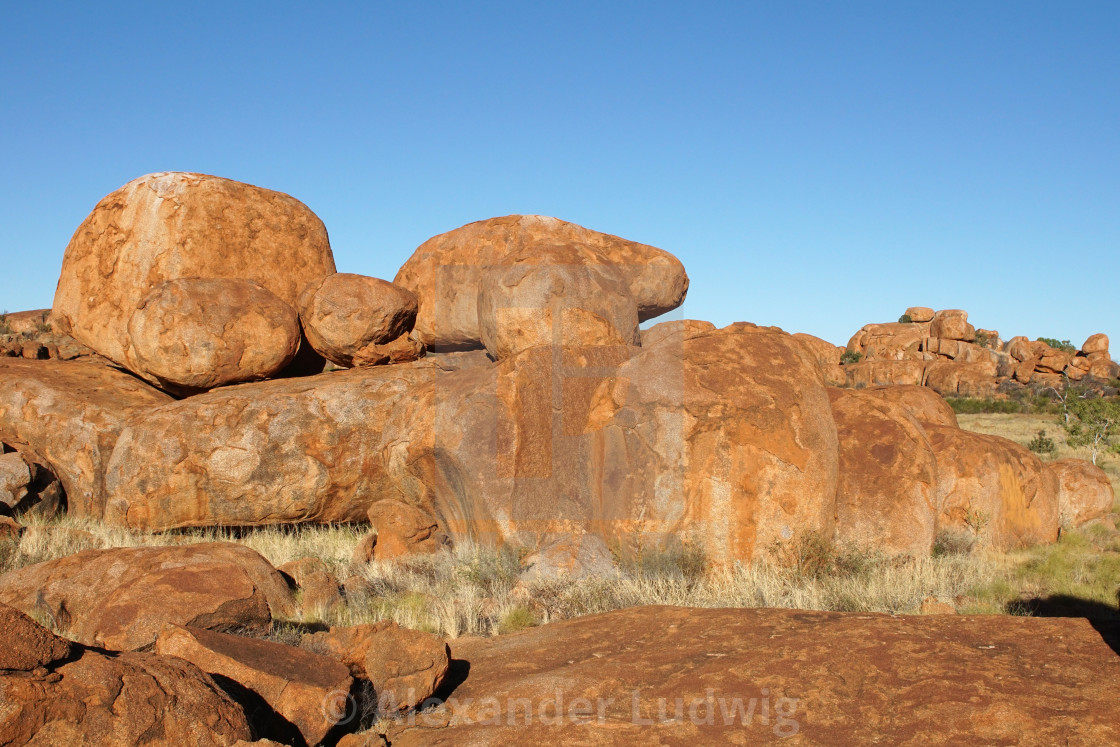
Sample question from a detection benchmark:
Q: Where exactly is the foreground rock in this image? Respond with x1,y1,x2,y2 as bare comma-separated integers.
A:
0,543,295,650
298,273,419,367
366,499,443,560
301,621,450,712
828,388,938,555
0,359,172,518
127,277,301,393
1,605,251,746
156,624,353,746
394,215,688,350
52,171,336,370
860,384,959,428
477,243,640,360
387,606,1120,746
1047,458,1115,527
926,426,1060,550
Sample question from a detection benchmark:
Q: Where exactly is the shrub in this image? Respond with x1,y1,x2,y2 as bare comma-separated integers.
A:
840,350,863,365
975,330,991,349
0,312,11,336
945,397,1024,415
932,529,975,557
1037,337,1076,353
1027,430,1057,455
498,605,537,634
34,311,51,335
1063,396,1120,465
898,314,913,324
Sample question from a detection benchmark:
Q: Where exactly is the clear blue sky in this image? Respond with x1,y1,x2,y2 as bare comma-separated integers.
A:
2,2,1117,349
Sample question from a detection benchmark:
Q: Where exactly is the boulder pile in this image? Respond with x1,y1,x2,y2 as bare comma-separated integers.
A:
835,307,1119,397
0,173,1113,561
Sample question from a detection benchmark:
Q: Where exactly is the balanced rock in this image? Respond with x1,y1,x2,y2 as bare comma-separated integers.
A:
477,243,640,360
155,624,353,747
926,426,1059,550
1082,333,1109,355
0,543,295,650
367,499,442,560
127,277,301,393
929,309,976,341
298,273,419,367
904,306,935,323
860,384,958,428
828,388,939,555
52,172,335,369
0,359,172,518
1046,458,1115,528
301,621,449,712
394,215,688,350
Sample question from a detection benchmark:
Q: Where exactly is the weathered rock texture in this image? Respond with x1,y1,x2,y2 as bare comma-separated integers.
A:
394,215,687,350
926,426,1060,550
0,451,32,509
301,622,449,712
155,624,352,747
0,543,295,650
1,607,251,746
1046,458,1115,528
477,243,640,360
0,359,172,518
52,172,335,370
388,606,1120,746
860,384,959,428
127,277,301,393
298,273,419,367
367,499,442,560
828,388,939,555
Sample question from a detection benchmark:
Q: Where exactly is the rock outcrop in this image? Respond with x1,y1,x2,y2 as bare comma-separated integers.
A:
127,277,301,393
0,359,172,518
0,543,295,650
155,624,353,747
366,499,443,560
298,273,419,367
394,215,687,350
387,606,1120,746
828,388,939,555
52,172,335,372
1046,458,1115,528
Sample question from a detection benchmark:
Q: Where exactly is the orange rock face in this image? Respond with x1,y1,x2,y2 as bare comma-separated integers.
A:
155,624,353,747
394,215,687,350
792,332,845,385
0,543,295,650
301,622,450,712
926,426,1059,550
0,646,252,746
367,499,443,560
127,277,301,393
843,359,927,387
477,243,640,360
1046,458,1115,527
0,603,72,672
0,359,171,519
860,384,959,427
929,309,976,341
386,606,1120,746
298,273,419,367
904,305,935,322
1082,333,1109,355
52,172,335,369
925,360,999,398
828,389,939,555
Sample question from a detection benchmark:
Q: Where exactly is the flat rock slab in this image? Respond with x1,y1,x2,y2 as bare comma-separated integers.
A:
389,606,1120,746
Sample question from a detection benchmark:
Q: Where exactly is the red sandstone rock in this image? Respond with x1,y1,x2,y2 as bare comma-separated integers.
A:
367,499,443,560
298,273,419,368
1046,458,1115,527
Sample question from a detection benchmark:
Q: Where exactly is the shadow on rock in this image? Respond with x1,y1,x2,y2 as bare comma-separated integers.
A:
1009,594,1120,656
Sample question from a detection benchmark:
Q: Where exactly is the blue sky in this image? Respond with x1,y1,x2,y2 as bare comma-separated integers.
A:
2,2,1117,348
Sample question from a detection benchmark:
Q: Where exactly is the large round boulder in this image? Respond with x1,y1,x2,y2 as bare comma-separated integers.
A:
860,384,959,428
394,214,688,350
127,278,301,393
926,426,1059,550
298,273,419,367
52,172,336,370
477,243,640,360
1046,458,1114,528
828,388,939,556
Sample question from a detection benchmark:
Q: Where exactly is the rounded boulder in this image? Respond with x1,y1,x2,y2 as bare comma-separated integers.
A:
127,278,301,393
298,273,418,367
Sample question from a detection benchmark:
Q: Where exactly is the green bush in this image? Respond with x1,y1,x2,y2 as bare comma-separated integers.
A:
1063,396,1120,465
898,314,913,324
975,330,991,349
1027,430,1057,455
0,312,11,336
1037,337,1076,353
840,350,863,365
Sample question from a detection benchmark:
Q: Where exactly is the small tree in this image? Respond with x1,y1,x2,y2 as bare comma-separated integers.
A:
1063,396,1120,465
